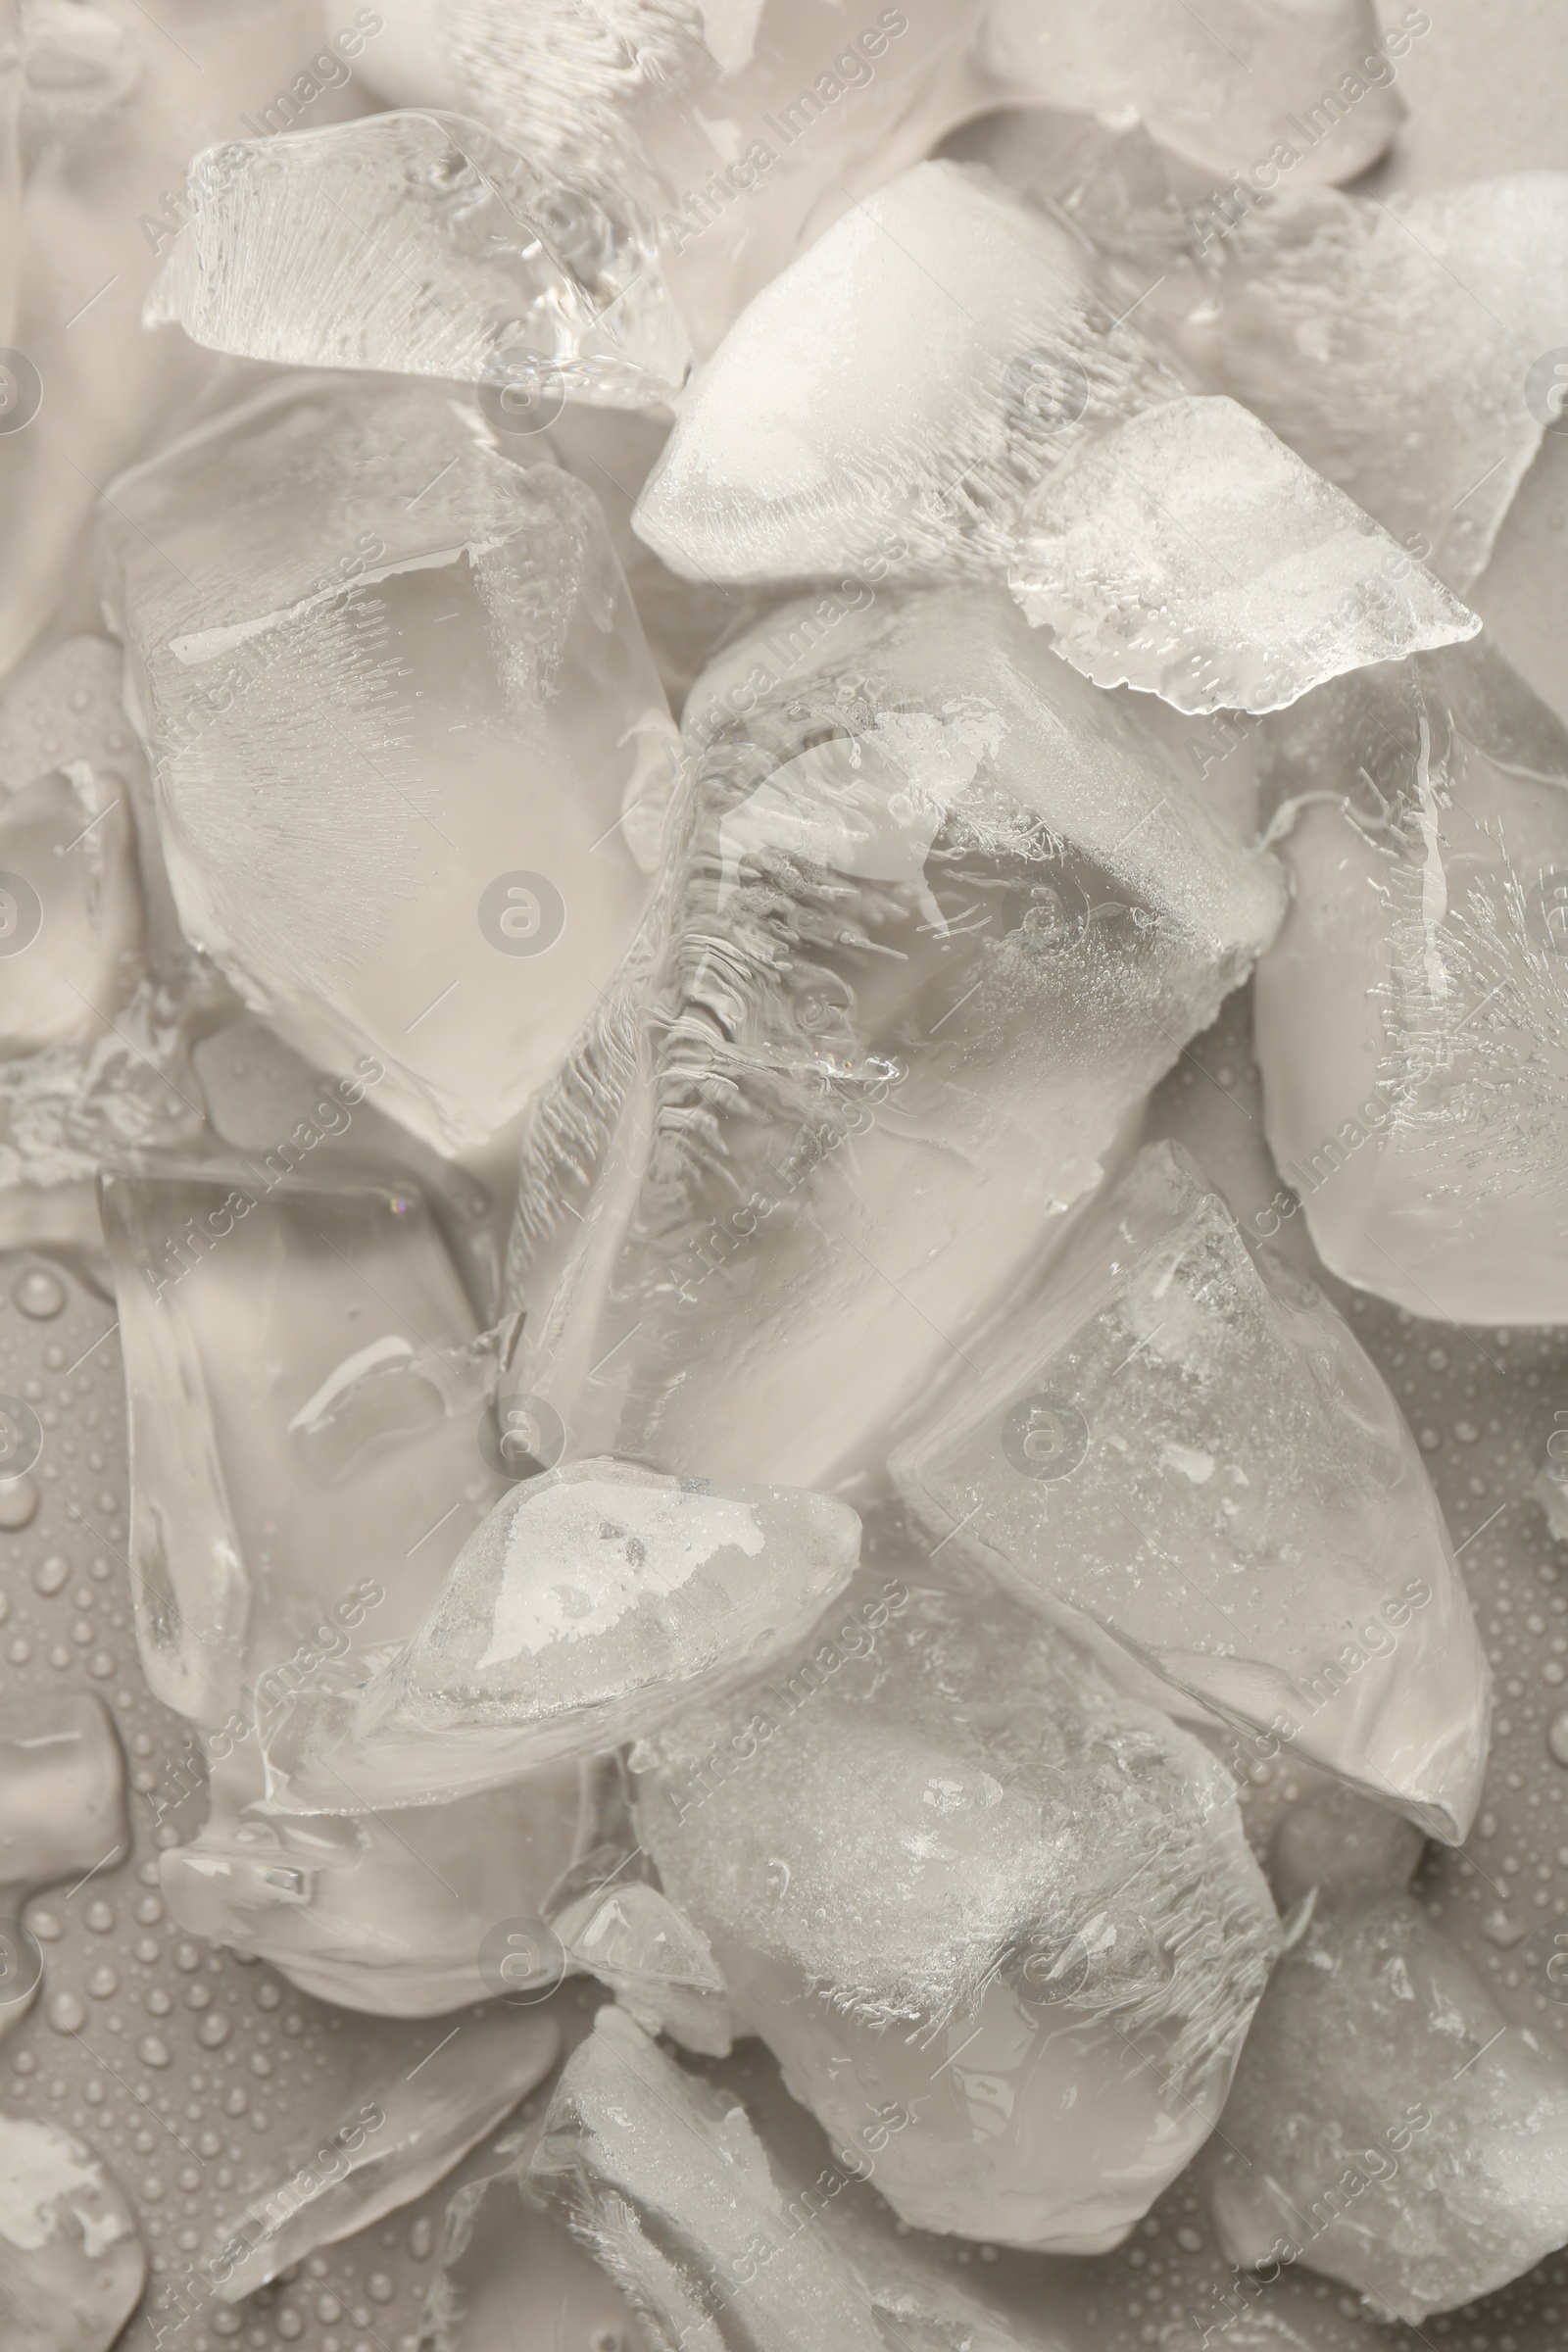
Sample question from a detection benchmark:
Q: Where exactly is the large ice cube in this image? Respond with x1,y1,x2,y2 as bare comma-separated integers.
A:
1010,396,1478,713
633,1568,1280,2251
1207,1789,1568,2322
1253,641,1568,1324
500,582,1284,1488
0,2111,145,2352
979,0,1403,185
101,1153,583,2013
263,1459,861,1809
892,1139,1490,1841
633,160,1190,583
148,113,690,405
101,371,676,1155
1187,174,1568,592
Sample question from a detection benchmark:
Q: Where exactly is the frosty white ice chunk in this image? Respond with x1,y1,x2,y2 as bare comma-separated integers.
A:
892,1140,1490,1841
1190,174,1568,591
101,372,677,1155
266,1460,860,1809
0,2111,146,2352
102,1155,583,2013
634,160,1188,583
501,583,1284,1487
528,2007,1071,2349
1208,1790,1568,2321
210,2007,559,2300
323,0,987,357
147,113,690,406
980,0,1403,185
1010,397,1478,714
634,1570,1280,2251
1253,642,1568,1324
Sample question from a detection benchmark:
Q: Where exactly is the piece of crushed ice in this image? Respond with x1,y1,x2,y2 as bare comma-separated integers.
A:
0,754,142,1057
1009,396,1479,713
1186,173,1568,592
979,0,1403,186
147,113,690,407
0,1694,128,1915
1206,1788,1568,2322
101,370,675,1155
553,1879,734,2056
1253,639,1568,1324
893,1139,1490,1840
500,580,1283,1487
633,1566,1280,2251
0,2110,146,2352
633,159,1189,583
210,2006,559,2301
260,1460,860,1808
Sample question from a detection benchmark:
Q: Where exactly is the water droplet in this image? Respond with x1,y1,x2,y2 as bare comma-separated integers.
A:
46,1990,86,2034
0,1475,38,1529
14,1269,65,1318
31,1552,69,1595
138,2034,172,2068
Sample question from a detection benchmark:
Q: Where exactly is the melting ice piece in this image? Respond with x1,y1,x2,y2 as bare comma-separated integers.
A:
148,113,690,405
101,371,676,1155
0,1694,126,2046
1208,1790,1568,2321
1189,174,1568,591
528,2006,1071,2349
634,1570,1280,2251
979,0,1403,185
0,2111,146,2352
210,2007,559,2300
892,1140,1490,1841
501,581,1284,1487
634,160,1189,583
323,0,988,358
1010,397,1478,714
0,749,142,1057
554,1879,733,2056
1253,640,1568,1324
102,1154,583,2013
266,1460,860,1809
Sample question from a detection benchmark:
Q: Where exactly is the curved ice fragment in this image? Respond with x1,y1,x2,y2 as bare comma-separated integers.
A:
1010,396,1479,714
979,0,1403,185
0,2111,146,2352
634,1569,1281,2252
146,113,691,407
633,159,1189,582
892,1139,1491,1841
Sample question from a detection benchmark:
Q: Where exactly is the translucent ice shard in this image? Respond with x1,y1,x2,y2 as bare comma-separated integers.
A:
102,1154,582,2013
501,582,1284,1487
0,2111,146,2352
528,2006,1072,2347
634,1569,1280,2251
0,735,142,1056
634,160,1189,583
148,113,690,406
266,1460,860,1809
1010,397,1478,714
892,1140,1490,1841
1208,1788,1568,2321
211,2007,560,2300
1253,640,1568,1324
102,371,676,1155
553,1879,733,2056
979,0,1404,185
1190,174,1568,591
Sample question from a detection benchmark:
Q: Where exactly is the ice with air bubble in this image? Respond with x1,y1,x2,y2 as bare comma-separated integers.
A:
892,1138,1491,1841
1254,640,1568,1324
632,1566,1280,2251
101,369,678,1156
499,579,1283,1488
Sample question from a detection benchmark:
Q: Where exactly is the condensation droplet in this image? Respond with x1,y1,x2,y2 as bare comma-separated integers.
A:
14,1269,66,1318
0,1475,38,1530
46,1990,85,2034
